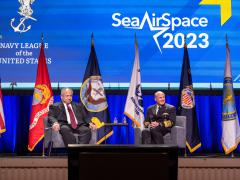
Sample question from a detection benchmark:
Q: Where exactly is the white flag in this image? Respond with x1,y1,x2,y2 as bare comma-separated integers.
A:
222,36,240,154
124,36,144,129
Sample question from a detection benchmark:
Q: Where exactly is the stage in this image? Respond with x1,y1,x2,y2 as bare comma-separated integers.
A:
0,156,240,180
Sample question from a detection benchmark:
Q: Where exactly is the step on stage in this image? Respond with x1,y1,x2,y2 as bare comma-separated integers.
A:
1,156,240,180
1,146,240,180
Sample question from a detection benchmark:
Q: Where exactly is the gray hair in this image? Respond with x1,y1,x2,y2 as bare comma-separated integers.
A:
61,87,73,95
154,91,165,97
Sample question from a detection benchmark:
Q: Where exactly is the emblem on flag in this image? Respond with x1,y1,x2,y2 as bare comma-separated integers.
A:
81,76,108,112
32,84,52,105
181,86,195,109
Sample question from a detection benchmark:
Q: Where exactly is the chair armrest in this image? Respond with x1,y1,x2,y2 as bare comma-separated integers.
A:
134,127,145,145
89,130,97,144
51,131,65,147
176,116,186,129
134,127,150,145
171,126,186,148
44,126,52,148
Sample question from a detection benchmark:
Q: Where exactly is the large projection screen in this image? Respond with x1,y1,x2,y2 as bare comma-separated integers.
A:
1,1,240,89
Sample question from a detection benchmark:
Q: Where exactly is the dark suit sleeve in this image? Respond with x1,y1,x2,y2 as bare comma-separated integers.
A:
145,106,157,126
48,104,59,126
145,107,152,123
76,103,91,125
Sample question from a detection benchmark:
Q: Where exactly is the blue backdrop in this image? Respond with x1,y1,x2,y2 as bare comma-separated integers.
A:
1,0,240,85
1,92,240,155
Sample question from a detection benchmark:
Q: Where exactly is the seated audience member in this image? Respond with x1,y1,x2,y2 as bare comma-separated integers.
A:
142,91,176,144
48,87,96,146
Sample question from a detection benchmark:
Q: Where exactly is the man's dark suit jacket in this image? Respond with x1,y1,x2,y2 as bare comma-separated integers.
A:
48,102,90,127
144,103,176,130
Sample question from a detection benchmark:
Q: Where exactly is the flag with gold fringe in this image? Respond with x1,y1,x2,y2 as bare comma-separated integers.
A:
222,35,240,154
80,34,113,144
177,41,201,153
124,35,144,129
28,38,53,151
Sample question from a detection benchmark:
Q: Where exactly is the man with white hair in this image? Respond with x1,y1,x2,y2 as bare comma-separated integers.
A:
48,87,96,146
142,91,176,144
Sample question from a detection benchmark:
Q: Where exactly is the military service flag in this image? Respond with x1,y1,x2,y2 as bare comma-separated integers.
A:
177,43,201,153
222,36,240,154
80,34,113,144
28,39,53,151
0,79,6,134
124,35,144,129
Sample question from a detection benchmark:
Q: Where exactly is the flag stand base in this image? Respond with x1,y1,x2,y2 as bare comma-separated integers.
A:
184,148,187,157
42,139,46,157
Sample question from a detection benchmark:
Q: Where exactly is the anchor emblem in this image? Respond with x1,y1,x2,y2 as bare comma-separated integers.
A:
10,0,36,33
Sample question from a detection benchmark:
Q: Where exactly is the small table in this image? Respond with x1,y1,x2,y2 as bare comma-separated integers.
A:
104,122,129,143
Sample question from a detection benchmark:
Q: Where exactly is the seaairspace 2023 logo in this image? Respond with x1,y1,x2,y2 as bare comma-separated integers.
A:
112,12,209,53
111,1,232,54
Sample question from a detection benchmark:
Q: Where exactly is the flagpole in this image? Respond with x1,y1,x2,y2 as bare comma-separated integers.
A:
41,33,45,157
42,141,45,157
41,33,44,43
184,34,188,157
182,34,186,157
184,147,187,157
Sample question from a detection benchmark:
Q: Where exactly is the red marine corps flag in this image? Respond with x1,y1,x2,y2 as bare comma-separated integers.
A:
28,37,53,151
0,79,6,135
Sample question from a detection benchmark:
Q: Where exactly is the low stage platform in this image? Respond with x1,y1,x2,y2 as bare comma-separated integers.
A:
0,156,240,180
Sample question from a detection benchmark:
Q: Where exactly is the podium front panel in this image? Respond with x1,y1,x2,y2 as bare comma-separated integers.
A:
68,145,178,180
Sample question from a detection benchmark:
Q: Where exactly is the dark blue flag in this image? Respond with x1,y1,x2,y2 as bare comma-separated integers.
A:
80,34,113,144
177,43,201,153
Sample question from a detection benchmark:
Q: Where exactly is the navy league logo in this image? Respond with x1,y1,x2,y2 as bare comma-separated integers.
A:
80,76,108,112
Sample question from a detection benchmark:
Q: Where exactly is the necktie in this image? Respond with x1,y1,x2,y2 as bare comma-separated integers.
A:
67,104,77,129
157,106,161,116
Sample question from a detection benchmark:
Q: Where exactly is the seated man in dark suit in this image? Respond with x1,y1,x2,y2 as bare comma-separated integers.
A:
142,91,176,144
48,87,96,146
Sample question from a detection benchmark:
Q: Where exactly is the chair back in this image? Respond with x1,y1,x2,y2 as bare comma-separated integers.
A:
175,116,186,129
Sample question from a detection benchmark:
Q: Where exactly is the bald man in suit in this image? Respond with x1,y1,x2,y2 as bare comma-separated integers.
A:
142,91,176,144
48,88,96,146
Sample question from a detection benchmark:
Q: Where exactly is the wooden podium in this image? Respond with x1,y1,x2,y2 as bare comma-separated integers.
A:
68,144,178,180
